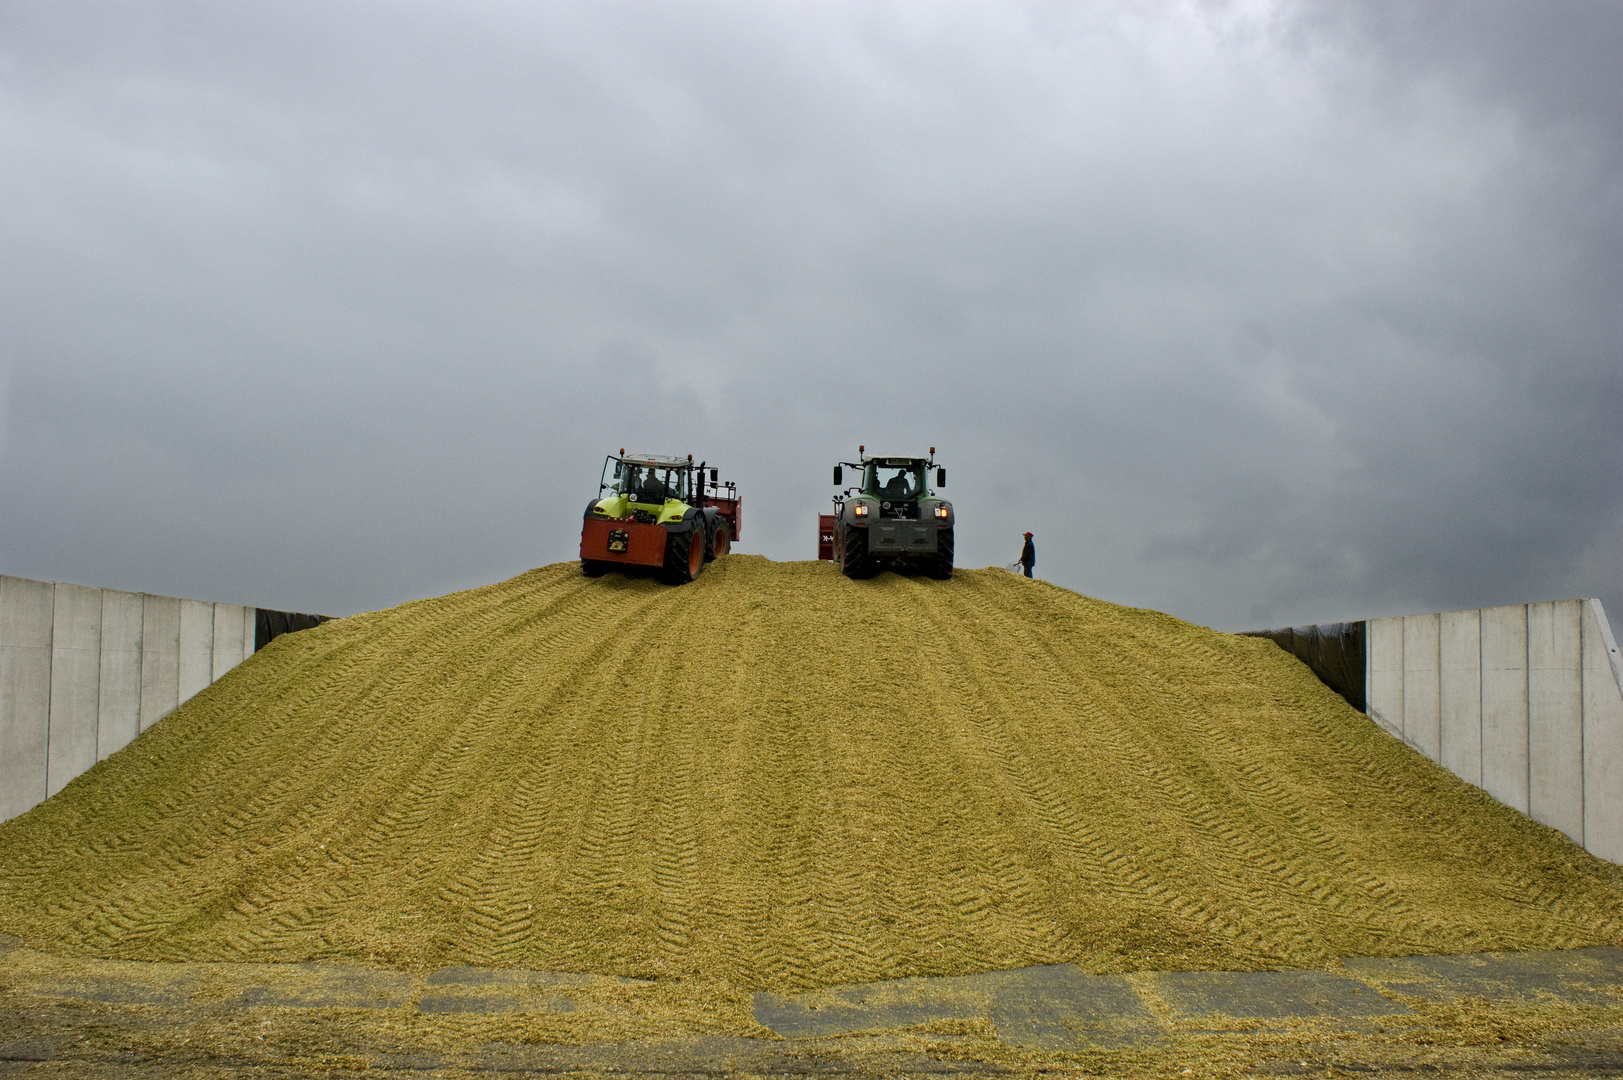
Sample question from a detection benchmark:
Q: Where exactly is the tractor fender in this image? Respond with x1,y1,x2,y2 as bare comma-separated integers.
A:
661,506,702,533
584,499,606,521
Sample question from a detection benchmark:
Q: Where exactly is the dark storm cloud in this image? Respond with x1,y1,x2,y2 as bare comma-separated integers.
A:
1,0,1618,630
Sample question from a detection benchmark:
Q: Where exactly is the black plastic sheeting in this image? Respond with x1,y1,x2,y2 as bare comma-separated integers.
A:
255,609,332,652
1240,621,1366,712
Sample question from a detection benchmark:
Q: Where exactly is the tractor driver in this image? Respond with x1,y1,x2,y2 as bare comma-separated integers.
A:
880,467,915,500
639,469,670,503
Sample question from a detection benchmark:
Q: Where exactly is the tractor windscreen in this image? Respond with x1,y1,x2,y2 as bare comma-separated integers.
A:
863,461,925,500
617,463,688,503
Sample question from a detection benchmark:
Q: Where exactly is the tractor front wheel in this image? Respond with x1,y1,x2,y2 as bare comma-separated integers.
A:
581,559,611,578
662,521,705,585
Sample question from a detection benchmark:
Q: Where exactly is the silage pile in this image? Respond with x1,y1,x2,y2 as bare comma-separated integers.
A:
1,555,1620,990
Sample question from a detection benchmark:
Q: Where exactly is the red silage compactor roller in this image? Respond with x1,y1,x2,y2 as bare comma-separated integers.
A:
581,450,741,585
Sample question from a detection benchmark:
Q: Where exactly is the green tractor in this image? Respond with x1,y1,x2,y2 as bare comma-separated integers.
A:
822,446,953,579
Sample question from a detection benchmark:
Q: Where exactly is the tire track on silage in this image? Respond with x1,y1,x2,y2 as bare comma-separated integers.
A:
909,574,1298,968
208,571,585,961
427,575,688,970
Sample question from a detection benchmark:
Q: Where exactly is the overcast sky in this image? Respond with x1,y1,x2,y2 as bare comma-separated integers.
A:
1,0,1618,631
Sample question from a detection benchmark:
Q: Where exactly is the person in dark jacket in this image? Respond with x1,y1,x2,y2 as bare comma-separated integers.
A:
1019,532,1035,578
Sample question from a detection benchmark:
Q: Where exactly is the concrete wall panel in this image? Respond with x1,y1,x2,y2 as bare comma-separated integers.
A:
178,599,214,705
4,578,315,826
1366,617,1404,738
1439,608,1483,786
1481,604,1530,814
1583,600,1623,863
1403,613,1442,759
46,584,101,797
97,589,143,760
139,595,180,732
0,577,55,820
1528,600,1584,843
212,604,245,681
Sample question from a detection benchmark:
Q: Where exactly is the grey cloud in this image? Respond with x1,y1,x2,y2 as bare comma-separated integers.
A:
1,0,1617,630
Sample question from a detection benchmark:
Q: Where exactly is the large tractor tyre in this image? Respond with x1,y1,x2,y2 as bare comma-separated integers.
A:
929,527,955,580
840,524,879,579
581,559,611,578
707,520,731,560
662,520,705,585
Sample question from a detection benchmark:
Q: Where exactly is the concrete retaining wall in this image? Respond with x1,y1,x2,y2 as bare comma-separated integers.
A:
0,576,257,823
1367,599,1623,863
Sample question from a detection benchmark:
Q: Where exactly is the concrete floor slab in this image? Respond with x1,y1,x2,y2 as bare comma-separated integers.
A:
417,965,637,1015
756,963,1160,1047
1341,946,1623,1006
754,981,984,1039
1142,969,1408,1020
983,967,1156,1051
215,961,415,1009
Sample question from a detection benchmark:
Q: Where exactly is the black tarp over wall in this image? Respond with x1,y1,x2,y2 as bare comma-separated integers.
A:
254,609,331,652
1240,621,1366,712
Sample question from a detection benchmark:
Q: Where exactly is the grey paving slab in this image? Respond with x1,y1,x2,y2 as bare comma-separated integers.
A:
755,982,985,1039
1342,946,1623,1006
1144,969,1408,1020
10,959,206,1007
982,966,1157,1051
418,965,636,1014
755,962,1160,1048
215,961,415,1009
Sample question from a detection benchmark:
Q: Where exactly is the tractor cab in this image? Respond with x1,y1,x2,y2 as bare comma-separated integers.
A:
595,454,694,526
860,458,927,504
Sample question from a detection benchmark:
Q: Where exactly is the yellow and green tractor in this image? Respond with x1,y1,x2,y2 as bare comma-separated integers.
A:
581,451,741,584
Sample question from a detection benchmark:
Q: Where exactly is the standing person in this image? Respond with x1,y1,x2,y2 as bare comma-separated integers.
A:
1019,532,1035,578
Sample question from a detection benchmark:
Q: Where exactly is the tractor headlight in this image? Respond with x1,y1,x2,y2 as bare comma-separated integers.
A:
853,503,869,517
934,505,950,519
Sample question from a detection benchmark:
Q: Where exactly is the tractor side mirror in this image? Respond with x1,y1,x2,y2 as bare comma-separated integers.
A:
833,465,843,486
710,468,718,483
613,462,622,479
936,467,946,488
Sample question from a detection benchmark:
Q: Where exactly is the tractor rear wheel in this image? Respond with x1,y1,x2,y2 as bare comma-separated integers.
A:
581,559,611,578
662,521,705,585
707,521,731,560
929,527,954,580
840,524,878,579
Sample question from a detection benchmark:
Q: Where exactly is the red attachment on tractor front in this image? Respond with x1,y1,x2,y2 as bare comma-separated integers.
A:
817,514,836,560
580,517,668,568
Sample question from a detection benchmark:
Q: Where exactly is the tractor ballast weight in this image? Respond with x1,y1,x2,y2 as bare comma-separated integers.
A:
581,450,741,584
820,446,953,579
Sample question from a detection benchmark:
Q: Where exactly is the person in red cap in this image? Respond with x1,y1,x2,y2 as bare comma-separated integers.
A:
1019,532,1035,578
